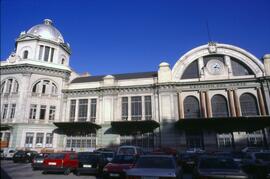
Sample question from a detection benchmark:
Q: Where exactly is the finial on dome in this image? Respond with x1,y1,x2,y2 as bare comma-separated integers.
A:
44,19,53,25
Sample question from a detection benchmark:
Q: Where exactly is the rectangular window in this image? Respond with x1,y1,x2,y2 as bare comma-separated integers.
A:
42,80,49,94
66,139,71,148
131,96,142,120
36,133,44,144
49,106,56,120
29,104,37,119
121,97,128,120
45,133,53,145
50,48,54,62
10,104,16,119
25,132,34,147
38,45,44,60
69,100,76,121
144,96,152,120
78,99,88,122
39,105,46,120
2,104,8,119
44,46,50,61
90,99,97,122
6,79,12,93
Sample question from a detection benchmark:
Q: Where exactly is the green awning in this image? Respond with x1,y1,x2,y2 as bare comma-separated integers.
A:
0,124,12,131
111,120,160,135
175,116,270,133
53,122,101,135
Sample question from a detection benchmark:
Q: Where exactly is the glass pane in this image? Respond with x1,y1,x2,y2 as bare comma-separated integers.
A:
44,46,50,61
181,60,199,79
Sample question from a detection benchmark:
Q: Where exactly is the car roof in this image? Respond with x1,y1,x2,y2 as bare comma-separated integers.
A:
140,155,174,158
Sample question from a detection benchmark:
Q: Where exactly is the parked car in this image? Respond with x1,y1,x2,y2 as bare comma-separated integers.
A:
32,153,50,170
179,152,202,172
76,152,106,176
13,150,38,163
242,152,270,178
214,151,245,165
193,156,248,179
126,155,183,179
43,152,78,175
117,146,144,156
99,151,115,163
1,148,17,160
103,155,137,178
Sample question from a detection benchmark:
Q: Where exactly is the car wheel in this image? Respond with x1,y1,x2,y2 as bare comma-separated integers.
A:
64,168,71,175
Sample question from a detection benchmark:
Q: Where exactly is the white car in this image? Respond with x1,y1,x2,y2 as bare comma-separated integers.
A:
117,145,144,156
2,148,17,159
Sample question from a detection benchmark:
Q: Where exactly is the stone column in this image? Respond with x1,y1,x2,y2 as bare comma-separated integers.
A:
257,87,267,115
74,99,79,122
227,89,236,117
177,92,184,119
205,91,212,118
200,91,207,118
233,89,241,117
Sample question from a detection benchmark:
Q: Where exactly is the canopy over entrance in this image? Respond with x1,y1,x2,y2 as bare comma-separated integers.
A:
53,122,101,135
0,124,12,131
111,120,160,135
175,116,270,133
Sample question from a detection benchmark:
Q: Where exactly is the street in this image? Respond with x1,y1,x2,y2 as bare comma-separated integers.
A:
1,160,192,179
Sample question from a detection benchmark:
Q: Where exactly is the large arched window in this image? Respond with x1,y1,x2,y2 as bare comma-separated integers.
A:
184,96,200,118
240,93,259,116
23,50,28,59
211,94,229,117
0,78,19,95
231,57,253,76
181,60,199,79
32,80,58,95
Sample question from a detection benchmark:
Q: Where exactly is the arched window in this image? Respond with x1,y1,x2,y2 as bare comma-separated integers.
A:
184,96,200,118
51,83,58,95
211,94,229,117
231,57,253,76
32,80,58,96
61,58,65,65
1,81,6,94
0,78,19,95
12,80,19,93
23,50,28,59
181,60,199,79
32,81,41,93
240,93,259,116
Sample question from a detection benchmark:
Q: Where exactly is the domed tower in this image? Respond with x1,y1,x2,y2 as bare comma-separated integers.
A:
13,19,71,66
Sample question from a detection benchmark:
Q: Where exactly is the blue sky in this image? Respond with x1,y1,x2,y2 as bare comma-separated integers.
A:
1,0,270,75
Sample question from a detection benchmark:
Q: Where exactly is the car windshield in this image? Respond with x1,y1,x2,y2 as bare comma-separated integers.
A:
15,151,26,155
135,157,175,169
112,155,135,164
102,152,114,158
47,153,65,159
78,153,98,162
199,157,240,169
255,153,270,161
118,148,135,155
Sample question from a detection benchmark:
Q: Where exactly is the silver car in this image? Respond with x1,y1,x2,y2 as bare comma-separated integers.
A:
125,155,183,179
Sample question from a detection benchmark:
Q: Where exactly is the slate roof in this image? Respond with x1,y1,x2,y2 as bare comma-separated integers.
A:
71,71,158,83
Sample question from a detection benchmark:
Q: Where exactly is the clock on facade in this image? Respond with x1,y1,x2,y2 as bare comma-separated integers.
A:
206,59,225,75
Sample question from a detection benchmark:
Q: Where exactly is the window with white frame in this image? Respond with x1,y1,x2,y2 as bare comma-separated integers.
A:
36,133,44,145
45,133,53,147
23,50,28,59
90,99,97,122
39,105,46,120
25,132,34,147
131,96,142,120
1,79,19,95
78,99,88,122
10,104,16,119
66,134,96,148
49,106,56,120
69,100,76,121
2,104,8,119
217,133,232,148
29,104,37,119
144,96,152,120
38,45,54,62
122,97,128,120
32,80,57,95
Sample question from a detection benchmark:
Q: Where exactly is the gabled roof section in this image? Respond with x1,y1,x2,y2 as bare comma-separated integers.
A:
71,71,157,83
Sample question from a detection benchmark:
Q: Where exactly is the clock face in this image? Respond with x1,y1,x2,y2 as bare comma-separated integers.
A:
206,59,224,75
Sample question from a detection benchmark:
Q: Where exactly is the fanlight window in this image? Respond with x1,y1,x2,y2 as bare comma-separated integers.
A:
211,94,229,117
184,96,200,118
32,80,58,95
240,93,259,116
181,60,199,79
231,57,253,76
0,78,19,94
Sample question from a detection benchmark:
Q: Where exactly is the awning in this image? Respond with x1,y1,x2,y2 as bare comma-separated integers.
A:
175,116,270,133
53,122,101,135
111,120,160,135
0,124,12,131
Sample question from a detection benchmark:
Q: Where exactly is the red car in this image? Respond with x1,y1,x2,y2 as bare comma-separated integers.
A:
103,155,137,178
43,152,78,175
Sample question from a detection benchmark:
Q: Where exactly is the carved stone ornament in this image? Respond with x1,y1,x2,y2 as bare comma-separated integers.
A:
8,52,18,63
208,42,217,53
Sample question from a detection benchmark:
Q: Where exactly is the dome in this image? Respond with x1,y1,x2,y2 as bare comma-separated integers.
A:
27,19,64,43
